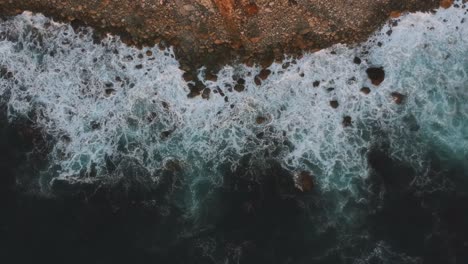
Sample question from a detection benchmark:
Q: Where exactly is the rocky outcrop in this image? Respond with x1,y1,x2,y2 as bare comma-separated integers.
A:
0,0,444,73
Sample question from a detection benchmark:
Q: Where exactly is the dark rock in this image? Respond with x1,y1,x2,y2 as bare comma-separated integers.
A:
258,69,271,80
256,116,267,124
313,80,320,87
135,64,143,69
353,57,362,64
160,130,172,139
105,88,116,96
360,87,371,94
202,88,211,99
205,72,218,82
342,116,352,127
234,84,245,92
146,112,157,122
366,67,385,86
330,100,339,109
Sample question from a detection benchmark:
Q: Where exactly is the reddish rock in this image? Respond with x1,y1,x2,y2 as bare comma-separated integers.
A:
440,0,453,9
391,92,405,104
360,87,371,94
294,171,314,192
389,11,402,18
245,3,259,16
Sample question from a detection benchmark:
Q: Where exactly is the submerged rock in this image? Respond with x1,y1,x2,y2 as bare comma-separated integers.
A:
294,171,314,192
342,116,352,127
391,92,405,104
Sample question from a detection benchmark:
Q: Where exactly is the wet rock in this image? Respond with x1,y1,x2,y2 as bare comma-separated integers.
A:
330,100,339,109
360,87,371,94
440,0,453,9
105,88,116,96
183,72,195,82
353,56,362,64
187,89,201,98
146,112,157,123
205,72,218,82
160,130,173,139
236,78,246,85
390,11,402,18
391,92,405,104
258,69,271,80
256,116,267,124
366,67,385,86
294,171,314,192
254,76,262,86
202,88,211,99
342,116,352,127
234,84,245,92
0,66,13,79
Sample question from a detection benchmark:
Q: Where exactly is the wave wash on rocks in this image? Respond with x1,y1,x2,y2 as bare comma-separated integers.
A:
0,2,467,214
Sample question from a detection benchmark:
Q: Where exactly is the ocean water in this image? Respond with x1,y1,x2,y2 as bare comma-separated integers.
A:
0,2,467,264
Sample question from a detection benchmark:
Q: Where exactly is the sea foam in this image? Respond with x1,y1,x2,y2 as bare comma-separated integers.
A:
0,3,466,199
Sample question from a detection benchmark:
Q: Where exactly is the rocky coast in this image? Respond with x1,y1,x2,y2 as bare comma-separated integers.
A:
0,0,446,71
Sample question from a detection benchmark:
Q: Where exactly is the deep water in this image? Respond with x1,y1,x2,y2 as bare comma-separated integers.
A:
1,2,468,264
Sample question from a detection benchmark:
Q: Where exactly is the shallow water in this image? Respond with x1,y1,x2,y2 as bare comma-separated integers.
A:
0,2,467,264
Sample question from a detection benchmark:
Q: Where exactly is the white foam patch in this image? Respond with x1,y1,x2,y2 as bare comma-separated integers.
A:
0,3,467,196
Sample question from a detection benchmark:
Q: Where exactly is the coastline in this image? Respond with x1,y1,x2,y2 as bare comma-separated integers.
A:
0,0,444,72
0,2,468,264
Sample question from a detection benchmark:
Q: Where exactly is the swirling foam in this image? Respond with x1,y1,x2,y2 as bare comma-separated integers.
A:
0,3,466,198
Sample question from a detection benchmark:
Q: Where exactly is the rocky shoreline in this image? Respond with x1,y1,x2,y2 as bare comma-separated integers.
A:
0,0,455,96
